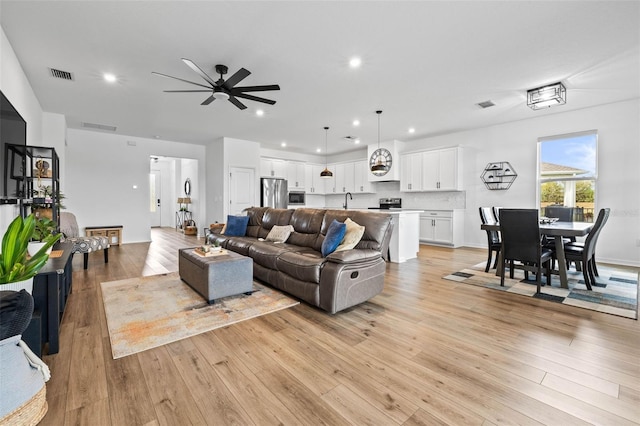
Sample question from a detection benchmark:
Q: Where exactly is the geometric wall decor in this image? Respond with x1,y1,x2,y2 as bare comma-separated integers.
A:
481,161,518,190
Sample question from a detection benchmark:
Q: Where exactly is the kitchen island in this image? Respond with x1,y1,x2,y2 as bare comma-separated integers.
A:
349,209,424,263
384,209,424,263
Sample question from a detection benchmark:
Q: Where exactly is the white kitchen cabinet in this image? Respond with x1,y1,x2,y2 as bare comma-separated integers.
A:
286,161,306,190
304,163,326,194
333,162,355,194
260,158,287,178
324,164,337,193
422,148,462,191
353,160,373,193
400,152,423,191
421,147,462,191
387,210,423,263
419,210,463,247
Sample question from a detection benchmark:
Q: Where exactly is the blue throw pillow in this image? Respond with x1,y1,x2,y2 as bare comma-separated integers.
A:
321,219,347,257
224,215,250,236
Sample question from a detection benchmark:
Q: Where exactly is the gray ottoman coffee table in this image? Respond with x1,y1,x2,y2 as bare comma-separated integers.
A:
178,248,253,304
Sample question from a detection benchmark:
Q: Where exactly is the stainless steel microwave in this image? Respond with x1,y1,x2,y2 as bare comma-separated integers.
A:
288,191,306,205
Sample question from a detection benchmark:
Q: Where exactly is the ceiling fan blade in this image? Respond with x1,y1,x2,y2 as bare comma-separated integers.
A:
222,68,251,89
181,58,219,87
201,95,216,106
228,95,247,110
163,90,212,93
233,92,276,105
152,71,211,89
231,84,280,93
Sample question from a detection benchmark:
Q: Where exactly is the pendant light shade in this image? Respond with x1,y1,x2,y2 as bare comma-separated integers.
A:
320,126,333,178
371,110,389,176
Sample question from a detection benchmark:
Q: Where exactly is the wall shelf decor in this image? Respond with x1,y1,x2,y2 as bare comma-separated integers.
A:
481,161,517,190
4,143,60,223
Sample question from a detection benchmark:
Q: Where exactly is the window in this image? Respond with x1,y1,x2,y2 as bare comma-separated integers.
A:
538,130,597,222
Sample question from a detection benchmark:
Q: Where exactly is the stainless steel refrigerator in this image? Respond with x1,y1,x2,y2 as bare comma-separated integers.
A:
260,177,288,208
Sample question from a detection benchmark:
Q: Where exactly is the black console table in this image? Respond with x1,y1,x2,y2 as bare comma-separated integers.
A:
23,241,73,357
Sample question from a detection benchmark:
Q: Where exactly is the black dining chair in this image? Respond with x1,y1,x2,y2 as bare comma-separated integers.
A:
479,207,501,272
492,206,502,223
545,206,574,222
499,209,553,293
562,208,610,290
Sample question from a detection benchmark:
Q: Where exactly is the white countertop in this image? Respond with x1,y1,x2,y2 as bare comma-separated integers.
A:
350,208,424,214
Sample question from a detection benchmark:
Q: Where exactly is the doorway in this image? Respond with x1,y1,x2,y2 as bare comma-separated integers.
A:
149,170,161,227
150,156,198,230
229,167,255,215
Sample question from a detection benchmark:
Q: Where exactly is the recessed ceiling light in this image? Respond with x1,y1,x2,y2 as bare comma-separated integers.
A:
316,148,321,153
281,142,287,147
256,109,264,117
103,73,117,83
349,57,362,68
354,138,360,144
408,127,415,134
352,119,360,126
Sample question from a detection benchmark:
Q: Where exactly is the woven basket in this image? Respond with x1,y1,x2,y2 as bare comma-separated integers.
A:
0,385,47,426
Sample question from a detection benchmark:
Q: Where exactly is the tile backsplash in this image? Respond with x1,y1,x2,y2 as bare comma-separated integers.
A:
321,181,466,210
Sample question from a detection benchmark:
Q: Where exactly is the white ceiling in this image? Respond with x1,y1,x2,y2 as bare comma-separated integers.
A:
1,1,638,155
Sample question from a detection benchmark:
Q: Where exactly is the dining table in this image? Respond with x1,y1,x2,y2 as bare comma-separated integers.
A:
481,221,594,289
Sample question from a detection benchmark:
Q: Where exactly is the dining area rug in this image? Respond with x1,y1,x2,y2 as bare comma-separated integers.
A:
101,272,300,359
443,263,638,319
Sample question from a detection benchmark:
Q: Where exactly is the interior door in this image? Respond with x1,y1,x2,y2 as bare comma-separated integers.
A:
229,167,255,215
149,171,161,227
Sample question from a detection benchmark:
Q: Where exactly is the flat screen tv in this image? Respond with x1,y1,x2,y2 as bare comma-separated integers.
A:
0,90,27,200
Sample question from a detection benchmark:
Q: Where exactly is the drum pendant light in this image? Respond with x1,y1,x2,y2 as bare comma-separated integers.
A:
320,126,333,178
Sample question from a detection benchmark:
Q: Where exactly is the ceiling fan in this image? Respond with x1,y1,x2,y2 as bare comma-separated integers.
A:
152,59,280,110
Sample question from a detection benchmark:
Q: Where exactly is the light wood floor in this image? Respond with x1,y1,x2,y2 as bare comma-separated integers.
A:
40,228,640,425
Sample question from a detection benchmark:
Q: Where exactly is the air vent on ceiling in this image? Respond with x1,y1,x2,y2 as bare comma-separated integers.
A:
477,100,495,109
82,122,117,132
49,68,74,81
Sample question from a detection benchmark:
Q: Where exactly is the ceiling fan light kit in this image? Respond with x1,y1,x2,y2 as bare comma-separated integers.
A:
153,59,280,110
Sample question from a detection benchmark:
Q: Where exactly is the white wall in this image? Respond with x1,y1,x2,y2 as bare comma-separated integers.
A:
0,26,45,231
224,138,260,218
205,137,261,226
65,129,206,243
205,137,225,224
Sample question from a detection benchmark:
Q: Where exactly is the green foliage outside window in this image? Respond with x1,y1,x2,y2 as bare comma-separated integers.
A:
575,181,594,202
541,182,564,204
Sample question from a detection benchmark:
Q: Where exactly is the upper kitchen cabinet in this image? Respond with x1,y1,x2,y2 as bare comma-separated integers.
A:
328,161,373,194
353,160,373,193
400,152,423,192
286,161,306,190
421,147,462,191
260,158,287,178
304,163,327,194
333,163,355,194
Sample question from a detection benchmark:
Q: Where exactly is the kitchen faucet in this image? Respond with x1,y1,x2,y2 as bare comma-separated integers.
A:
343,192,352,209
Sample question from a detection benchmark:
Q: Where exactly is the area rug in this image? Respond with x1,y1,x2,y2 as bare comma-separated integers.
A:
443,263,638,319
101,272,299,359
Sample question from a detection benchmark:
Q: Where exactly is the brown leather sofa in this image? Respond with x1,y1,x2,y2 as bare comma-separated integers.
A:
207,207,393,314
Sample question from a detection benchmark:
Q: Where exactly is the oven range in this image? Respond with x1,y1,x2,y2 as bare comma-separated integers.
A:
368,197,402,210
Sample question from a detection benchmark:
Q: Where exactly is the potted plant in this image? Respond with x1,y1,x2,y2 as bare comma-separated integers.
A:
0,214,61,293
31,186,66,219
27,216,57,256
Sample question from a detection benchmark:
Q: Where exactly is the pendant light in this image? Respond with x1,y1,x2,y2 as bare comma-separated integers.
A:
320,126,333,178
370,110,388,175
